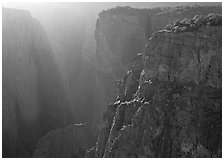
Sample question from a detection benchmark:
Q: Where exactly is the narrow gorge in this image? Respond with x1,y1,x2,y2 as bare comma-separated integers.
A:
2,3,222,158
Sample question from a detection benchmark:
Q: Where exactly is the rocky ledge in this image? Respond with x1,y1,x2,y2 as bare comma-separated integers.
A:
86,14,222,158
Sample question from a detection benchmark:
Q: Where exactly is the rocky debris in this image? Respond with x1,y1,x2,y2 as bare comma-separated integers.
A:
86,14,222,158
33,124,89,158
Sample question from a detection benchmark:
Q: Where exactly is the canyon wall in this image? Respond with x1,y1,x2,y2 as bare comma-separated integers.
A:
28,7,106,140
2,8,72,157
17,6,221,151
86,13,222,158
3,6,106,157
33,124,89,158
3,4,222,158
95,5,221,82
94,6,221,116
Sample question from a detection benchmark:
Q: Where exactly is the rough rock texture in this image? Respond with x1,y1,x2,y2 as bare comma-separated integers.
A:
33,124,89,158
95,5,221,80
2,8,71,157
144,13,222,88
94,6,222,132
151,5,222,34
86,14,222,158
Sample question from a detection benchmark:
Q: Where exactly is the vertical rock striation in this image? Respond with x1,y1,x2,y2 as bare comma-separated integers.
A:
2,8,71,157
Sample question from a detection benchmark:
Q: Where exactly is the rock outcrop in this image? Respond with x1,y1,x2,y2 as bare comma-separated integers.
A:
151,5,222,34
86,14,222,158
33,124,89,158
2,8,71,157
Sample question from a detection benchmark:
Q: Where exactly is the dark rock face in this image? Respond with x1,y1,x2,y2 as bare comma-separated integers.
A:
94,6,222,130
86,14,222,158
33,124,89,158
144,14,222,88
2,8,71,157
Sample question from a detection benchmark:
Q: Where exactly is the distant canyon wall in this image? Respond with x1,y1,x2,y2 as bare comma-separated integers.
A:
29,8,105,141
3,6,106,157
2,8,71,157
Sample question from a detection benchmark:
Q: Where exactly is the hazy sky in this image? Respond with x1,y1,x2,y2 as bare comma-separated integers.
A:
3,2,221,11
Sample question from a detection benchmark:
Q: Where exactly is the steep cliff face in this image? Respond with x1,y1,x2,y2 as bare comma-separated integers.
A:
94,6,221,124
95,7,152,80
144,13,222,88
2,8,71,157
86,14,222,158
95,5,221,80
94,7,159,124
